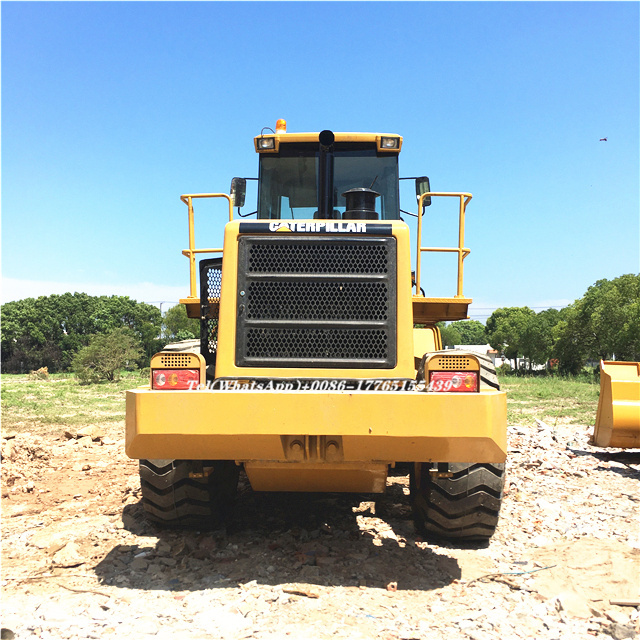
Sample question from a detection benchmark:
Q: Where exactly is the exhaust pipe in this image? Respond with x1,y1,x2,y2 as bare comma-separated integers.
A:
318,130,335,219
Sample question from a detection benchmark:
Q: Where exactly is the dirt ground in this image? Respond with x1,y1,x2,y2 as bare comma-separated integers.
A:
2,414,639,640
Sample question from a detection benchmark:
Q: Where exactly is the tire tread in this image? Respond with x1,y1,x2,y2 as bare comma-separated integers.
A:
139,459,239,528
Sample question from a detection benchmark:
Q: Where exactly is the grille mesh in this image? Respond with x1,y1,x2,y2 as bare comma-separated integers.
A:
246,281,388,321
434,355,473,369
246,328,388,360
248,242,389,274
203,318,219,358
205,265,222,301
237,236,397,368
157,353,199,367
200,258,223,365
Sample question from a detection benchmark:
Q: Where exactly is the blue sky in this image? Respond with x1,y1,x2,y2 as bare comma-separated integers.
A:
2,1,638,321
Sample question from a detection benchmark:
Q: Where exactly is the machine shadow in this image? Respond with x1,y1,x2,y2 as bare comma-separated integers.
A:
567,447,640,479
94,472,463,593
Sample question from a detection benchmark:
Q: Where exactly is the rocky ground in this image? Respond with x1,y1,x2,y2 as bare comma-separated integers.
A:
2,415,639,640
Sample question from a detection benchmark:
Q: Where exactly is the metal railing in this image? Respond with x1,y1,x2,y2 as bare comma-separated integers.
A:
180,193,233,299
415,192,472,299
179,190,471,301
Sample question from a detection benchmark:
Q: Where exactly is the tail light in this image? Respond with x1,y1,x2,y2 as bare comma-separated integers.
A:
152,369,200,390
428,371,478,392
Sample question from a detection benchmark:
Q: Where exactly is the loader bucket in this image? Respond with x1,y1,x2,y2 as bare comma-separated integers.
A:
592,361,640,448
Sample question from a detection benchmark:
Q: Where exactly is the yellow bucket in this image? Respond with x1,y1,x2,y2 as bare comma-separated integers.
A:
592,360,640,448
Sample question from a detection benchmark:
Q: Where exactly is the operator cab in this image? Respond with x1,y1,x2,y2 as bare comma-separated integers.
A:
249,125,402,221
257,141,400,220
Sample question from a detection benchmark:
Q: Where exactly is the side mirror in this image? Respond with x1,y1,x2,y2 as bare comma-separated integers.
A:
415,176,431,208
230,177,246,208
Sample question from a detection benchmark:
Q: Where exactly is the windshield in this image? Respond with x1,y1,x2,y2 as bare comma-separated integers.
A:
257,143,400,220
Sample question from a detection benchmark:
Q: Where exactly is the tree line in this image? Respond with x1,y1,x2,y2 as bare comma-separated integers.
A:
440,274,639,374
1,274,637,378
0,293,198,375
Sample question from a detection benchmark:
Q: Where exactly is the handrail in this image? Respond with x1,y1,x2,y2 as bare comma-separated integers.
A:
415,192,472,299
180,193,233,299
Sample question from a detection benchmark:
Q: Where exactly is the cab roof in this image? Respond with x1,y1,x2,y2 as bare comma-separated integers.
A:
254,132,403,154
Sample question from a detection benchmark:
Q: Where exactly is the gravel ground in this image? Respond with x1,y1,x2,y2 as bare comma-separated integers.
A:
2,415,639,640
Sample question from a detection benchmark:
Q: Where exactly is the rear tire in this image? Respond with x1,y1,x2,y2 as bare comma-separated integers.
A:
412,352,505,542
476,352,500,390
139,459,240,528
411,462,505,542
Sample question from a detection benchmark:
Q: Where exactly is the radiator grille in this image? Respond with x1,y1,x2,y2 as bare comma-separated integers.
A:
246,281,389,321
246,328,388,360
236,236,397,368
248,242,389,274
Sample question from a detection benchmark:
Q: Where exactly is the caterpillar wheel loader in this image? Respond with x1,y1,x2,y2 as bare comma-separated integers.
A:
126,120,508,542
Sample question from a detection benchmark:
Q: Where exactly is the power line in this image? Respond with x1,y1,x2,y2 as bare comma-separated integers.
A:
469,305,568,311
144,300,180,313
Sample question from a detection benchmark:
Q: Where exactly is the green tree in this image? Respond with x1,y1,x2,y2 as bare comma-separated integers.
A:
437,322,461,348
73,327,143,384
554,274,640,372
1,293,162,373
450,320,487,345
520,308,562,369
553,306,584,375
577,274,639,361
485,307,535,370
619,299,640,361
162,304,199,341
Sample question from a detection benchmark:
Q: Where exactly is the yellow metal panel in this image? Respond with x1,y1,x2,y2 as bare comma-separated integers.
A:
244,462,388,492
254,132,403,154
125,387,507,463
412,297,472,323
593,361,640,448
181,300,201,319
214,220,416,380
425,352,480,372
413,327,439,371
150,352,204,370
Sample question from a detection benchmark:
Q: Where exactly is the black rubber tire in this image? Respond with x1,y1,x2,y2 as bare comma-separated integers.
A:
139,459,240,528
411,462,505,542
411,354,504,541
475,352,500,390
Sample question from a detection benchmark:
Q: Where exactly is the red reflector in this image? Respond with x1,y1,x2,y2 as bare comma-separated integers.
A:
428,371,478,392
152,369,200,390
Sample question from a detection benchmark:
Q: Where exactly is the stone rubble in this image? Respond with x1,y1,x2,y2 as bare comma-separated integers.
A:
1,413,639,639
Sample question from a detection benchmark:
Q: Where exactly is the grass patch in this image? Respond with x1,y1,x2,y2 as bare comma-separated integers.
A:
1,371,145,437
498,374,599,428
2,371,601,437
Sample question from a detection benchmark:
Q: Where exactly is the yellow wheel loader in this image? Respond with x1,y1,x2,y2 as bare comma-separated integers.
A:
126,121,508,541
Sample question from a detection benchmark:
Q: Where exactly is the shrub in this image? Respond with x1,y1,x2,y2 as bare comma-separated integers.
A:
496,362,512,374
73,328,144,384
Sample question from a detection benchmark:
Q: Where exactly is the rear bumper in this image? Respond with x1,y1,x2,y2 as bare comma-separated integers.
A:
126,387,507,463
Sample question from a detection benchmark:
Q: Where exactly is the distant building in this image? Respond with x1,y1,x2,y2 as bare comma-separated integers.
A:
448,344,500,366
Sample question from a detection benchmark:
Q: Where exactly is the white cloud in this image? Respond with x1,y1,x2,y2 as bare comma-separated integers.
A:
1,277,188,310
